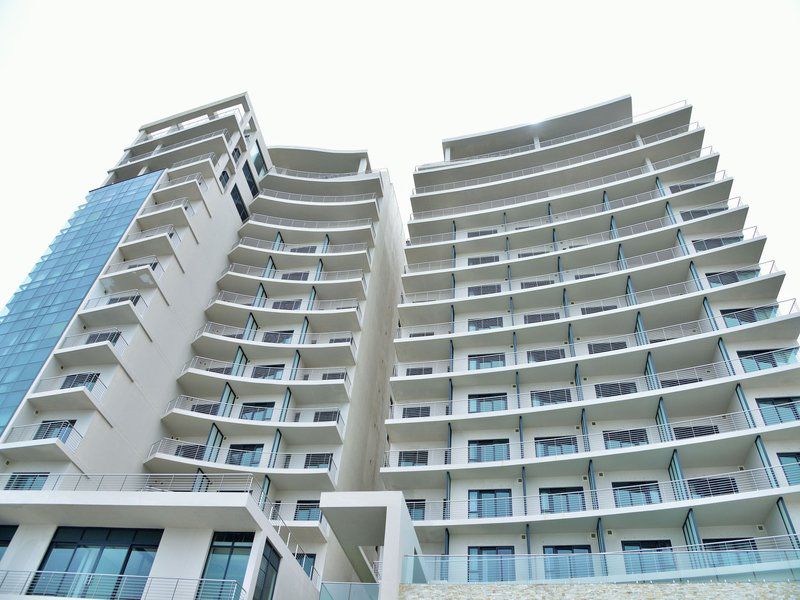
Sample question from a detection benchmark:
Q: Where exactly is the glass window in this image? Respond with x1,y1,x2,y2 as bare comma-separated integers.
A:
581,305,617,315
467,255,499,266
296,553,316,579
534,436,578,457
701,538,757,567
539,488,585,514
738,348,798,373
5,472,48,490
405,499,425,520
612,481,662,507
687,476,738,498
521,279,555,288
672,425,719,439
720,306,777,327
467,546,515,582
230,185,249,223
543,545,592,580
594,381,637,397
239,402,274,421
303,453,332,469
253,539,280,600
401,405,430,419
467,284,501,297
588,341,627,354
226,444,263,467
706,269,759,288
232,147,241,162
757,397,800,425
778,453,800,485
621,540,675,574
0,525,18,563
467,489,512,518
219,171,230,187
261,330,293,344
294,501,321,522
249,141,268,177
524,312,560,324
527,348,565,363
466,229,497,238
468,393,507,413
603,429,648,449
531,388,571,406
468,353,505,370
468,317,503,331
201,532,254,597
398,450,428,467
468,439,509,462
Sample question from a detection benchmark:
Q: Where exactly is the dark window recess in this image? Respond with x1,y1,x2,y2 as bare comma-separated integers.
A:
688,476,738,498
406,499,426,520
518,250,548,258
272,299,301,310
681,207,726,220
219,171,230,187
588,341,627,354
242,162,259,196
61,372,99,389
86,330,120,345
469,317,504,331
469,393,508,413
290,245,317,253
402,405,431,418
406,367,433,376
669,182,708,193
250,141,268,177
467,229,497,238
107,293,141,306
535,436,578,457
304,453,333,469
527,348,566,362
521,279,555,288
575,273,605,280
468,439,510,462
467,255,500,266
313,411,338,422
252,365,283,379
281,271,309,281
706,270,758,287
398,450,428,466
595,381,637,397
524,312,560,324
262,330,293,344
581,305,617,315
673,425,720,439
603,429,648,448
531,388,571,406
232,147,241,162
468,284,502,296
409,331,434,338
230,185,249,222
757,397,800,424
321,371,345,381
660,377,702,388
692,236,742,252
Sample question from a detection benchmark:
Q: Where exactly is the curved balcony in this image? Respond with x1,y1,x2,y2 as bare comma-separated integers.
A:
400,228,759,305
406,171,728,247
410,147,715,221
231,237,371,271
218,263,366,298
395,262,779,340
164,395,345,443
406,534,800,585
146,438,339,490
405,197,743,275
242,214,375,246
0,421,83,462
178,356,351,403
272,166,363,179
134,106,243,144
255,189,379,220
414,123,700,195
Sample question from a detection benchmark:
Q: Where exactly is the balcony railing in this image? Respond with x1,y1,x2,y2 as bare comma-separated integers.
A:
260,188,377,204
271,166,363,179
389,347,799,419
407,171,726,246
196,322,355,348
155,173,207,192
124,225,181,245
401,228,757,304
58,328,129,355
394,302,797,376
30,374,109,403
268,500,329,528
411,147,715,220
170,152,216,170
224,263,365,284
405,197,742,273
139,197,195,217
123,129,228,165
211,291,361,315
183,356,351,390
248,213,373,230
394,463,796,521
395,261,778,339
414,123,700,194
82,289,149,318
418,100,689,168
166,395,345,431
148,438,339,479
103,255,165,279
405,534,800,585
137,106,242,143
236,237,369,256
0,571,246,600
3,421,83,453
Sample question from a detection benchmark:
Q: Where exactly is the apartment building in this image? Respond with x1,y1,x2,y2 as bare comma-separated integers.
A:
0,93,404,600
374,96,800,595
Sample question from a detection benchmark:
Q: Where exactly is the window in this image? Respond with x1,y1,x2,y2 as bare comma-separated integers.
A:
702,538,757,567
468,317,504,331
294,501,321,522
34,420,76,443
468,393,507,413
521,279,555,288
313,410,338,423
603,429,648,449
289,245,317,254
531,388,571,406
594,381,637,397
757,397,800,425
272,299,301,310
262,330,293,344
535,436,578,457
778,453,800,485
5,472,48,490
574,272,605,280
242,162,259,196
581,305,617,315
738,348,798,372
468,353,505,370
467,547,515,582
201,532,254,596
33,527,162,598
61,372,99,390
688,476,738,498
85,330,120,345
231,147,241,162
249,141,268,177
467,255,500,266
720,306,777,327
588,341,627,354
230,185,249,222
524,312,560,324
706,269,758,288
612,481,662,507
660,377,702,388
219,170,230,187
527,348,565,363
672,424,719,439
297,553,316,579
406,366,432,376
621,540,675,574
253,539,280,600
402,406,430,419
468,489,512,518
226,444,263,467
0,526,17,563
304,453,332,469
252,364,284,380
669,181,707,193
321,371,346,381
543,546,593,580
239,402,274,421
281,271,309,281
107,293,141,306
692,236,742,252
468,439,510,462
539,488,585,514
467,229,497,238
398,450,428,467
468,284,501,296
680,207,726,220
406,499,426,520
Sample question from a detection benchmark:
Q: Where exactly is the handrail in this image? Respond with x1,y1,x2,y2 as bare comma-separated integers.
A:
414,122,700,193
3,421,83,452
137,106,242,142
236,237,369,255
82,289,149,317
248,213,373,230
58,328,129,354
123,130,228,164
125,225,180,244
183,356,351,387
155,172,207,191
170,152,216,169
224,263,364,282
259,188,377,203
104,255,165,279
271,166,363,179
139,197,194,216
411,147,715,220
210,291,361,314
196,322,355,348
30,374,109,402
395,261,777,339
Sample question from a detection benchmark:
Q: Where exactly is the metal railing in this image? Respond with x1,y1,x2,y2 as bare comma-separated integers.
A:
30,374,109,403
136,106,242,143
236,236,369,256
0,571,246,600
58,328,129,355
388,347,799,419
155,172,207,192
393,302,796,376
170,152,216,170
123,129,228,165
104,255,165,279
405,197,741,273
411,147,715,220
3,421,83,453
395,261,778,339
248,213,373,230
82,289,149,319
404,534,800,584
139,197,195,216
407,171,726,246
183,356,352,390
271,166,363,179
210,291,361,315
260,189,377,204
196,322,355,348
125,225,180,245
423,100,689,166
401,228,756,304
320,582,380,600
224,263,365,283
414,123,700,194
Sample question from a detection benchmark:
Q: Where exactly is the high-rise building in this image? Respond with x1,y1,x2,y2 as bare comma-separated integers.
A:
0,93,404,599
0,94,798,600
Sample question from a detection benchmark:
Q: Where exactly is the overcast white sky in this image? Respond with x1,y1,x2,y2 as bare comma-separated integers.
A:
0,0,798,305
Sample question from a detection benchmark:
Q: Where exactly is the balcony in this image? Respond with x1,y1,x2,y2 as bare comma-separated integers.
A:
146,439,339,490
164,395,345,443
268,500,331,542
404,534,800,585
100,256,165,293
154,172,207,194
120,225,182,261
243,214,374,244
122,129,229,166
26,373,108,413
79,290,148,329
219,264,367,298
53,328,129,368
255,189,380,220
0,421,83,462
135,106,243,143
230,237,371,271
272,166,363,179
137,197,197,231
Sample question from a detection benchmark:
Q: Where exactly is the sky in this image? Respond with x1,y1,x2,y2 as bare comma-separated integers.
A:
0,0,798,305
